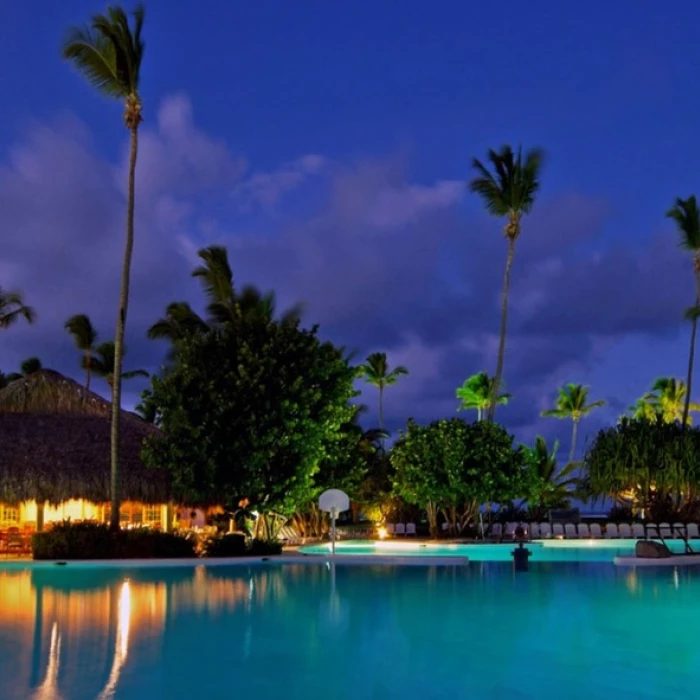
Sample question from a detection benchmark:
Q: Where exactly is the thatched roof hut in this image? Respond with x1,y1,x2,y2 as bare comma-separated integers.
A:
0,370,167,505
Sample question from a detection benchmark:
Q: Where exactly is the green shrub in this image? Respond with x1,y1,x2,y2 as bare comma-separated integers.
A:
248,538,283,556
204,533,247,557
32,522,196,560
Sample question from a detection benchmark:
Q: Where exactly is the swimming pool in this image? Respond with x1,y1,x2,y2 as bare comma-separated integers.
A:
1,560,699,698
301,538,695,562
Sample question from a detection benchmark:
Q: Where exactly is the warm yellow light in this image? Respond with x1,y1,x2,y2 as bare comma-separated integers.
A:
377,526,387,540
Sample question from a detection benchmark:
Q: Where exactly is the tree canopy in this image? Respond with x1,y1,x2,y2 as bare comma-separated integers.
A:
142,317,357,535
391,418,525,537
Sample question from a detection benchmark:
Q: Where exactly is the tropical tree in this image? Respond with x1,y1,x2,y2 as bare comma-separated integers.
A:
456,372,511,421
0,288,36,329
391,418,526,538
667,196,700,427
469,145,544,421
20,357,42,375
638,377,700,424
88,341,149,389
628,396,660,421
142,316,357,539
358,352,409,430
521,436,578,518
63,3,145,530
65,314,98,390
541,383,605,462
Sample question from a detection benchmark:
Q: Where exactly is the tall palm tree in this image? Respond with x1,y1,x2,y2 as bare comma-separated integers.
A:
667,196,700,427
63,4,145,530
639,377,700,424
541,383,605,462
88,341,149,389
627,397,660,421
456,372,511,421
65,314,98,390
469,145,544,421
357,352,409,430
0,288,36,329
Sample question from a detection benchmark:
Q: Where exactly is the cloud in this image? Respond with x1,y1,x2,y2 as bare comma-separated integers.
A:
0,93,694,459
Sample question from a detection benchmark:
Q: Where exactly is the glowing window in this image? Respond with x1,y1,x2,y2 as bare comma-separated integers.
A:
144,505,161,524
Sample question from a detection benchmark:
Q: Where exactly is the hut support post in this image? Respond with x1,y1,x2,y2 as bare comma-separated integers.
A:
165,503,174,533
36,501,45,532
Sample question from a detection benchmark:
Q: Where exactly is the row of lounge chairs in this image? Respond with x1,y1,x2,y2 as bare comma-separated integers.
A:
386,523,417,536
491,522,700,540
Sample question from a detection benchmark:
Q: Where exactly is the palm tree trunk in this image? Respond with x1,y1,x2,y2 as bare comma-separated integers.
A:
378,385,384,430
85,351,92,392
569,419,579,463
682,270,700,427
477,406,482,422
109,125,139,531
487,238,516,422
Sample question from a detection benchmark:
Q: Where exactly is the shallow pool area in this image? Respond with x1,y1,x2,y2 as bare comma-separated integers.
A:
1,559,699,698
301,538,696,562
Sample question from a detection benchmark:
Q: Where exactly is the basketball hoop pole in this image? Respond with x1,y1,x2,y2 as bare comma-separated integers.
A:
330,506,337,556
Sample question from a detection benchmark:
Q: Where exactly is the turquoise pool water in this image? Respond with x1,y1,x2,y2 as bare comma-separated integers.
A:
1,561,699,698
301,538,695,561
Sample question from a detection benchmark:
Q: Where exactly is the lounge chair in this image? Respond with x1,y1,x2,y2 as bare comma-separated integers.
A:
577,523,590,538
589,523,602,538
406,523,417,536
672,523,686,539
395,523,406,536
490,523,503,540
564,523,578,538
618,523,631,538
529,523,540,539
605,523,619,539
659,523,672,539
552,523,564,538
386,523,396,536
539,522,552,538
687,523,700,539
504,522,517,539
646,524,660,538
631,523,645,538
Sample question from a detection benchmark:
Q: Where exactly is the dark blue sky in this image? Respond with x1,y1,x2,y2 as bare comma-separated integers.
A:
2,0,699,457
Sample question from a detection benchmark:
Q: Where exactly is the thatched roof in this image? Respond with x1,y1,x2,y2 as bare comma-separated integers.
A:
0,370,167,505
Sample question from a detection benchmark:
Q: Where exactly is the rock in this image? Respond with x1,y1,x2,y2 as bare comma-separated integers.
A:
636,540,672,559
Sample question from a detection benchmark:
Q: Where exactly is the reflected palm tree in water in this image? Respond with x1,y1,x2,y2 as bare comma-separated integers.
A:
31,622,63,700
97,580,131,700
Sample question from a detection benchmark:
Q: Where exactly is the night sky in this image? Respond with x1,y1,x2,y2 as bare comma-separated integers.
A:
2,0,699,458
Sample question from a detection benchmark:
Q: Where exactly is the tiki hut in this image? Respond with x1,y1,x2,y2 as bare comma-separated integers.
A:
0,369,173,531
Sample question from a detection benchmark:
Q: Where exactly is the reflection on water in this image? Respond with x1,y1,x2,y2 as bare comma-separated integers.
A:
0,563,699,699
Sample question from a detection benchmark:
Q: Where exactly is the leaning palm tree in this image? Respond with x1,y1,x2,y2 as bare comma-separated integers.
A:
641,377,700,424
191,245,303,327
541,383,605,462
63,4,145,529
469,145,544,421
88,341,149,390
456,372,511,421
667,196,700,427
0,288,36,329
65,314,98,390
357,352,409,430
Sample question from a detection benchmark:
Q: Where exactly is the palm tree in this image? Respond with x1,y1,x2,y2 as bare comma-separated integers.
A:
469,145,544,421
640,377,700,424
88,341,149,389
627,397,659,421
521,436,578,517
357,352,409,430
456,372,511,421
0,288,36,329
63,4,145,530
191,245,302,327
667,196,700,427
541,383,606,462
65,314,98,390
